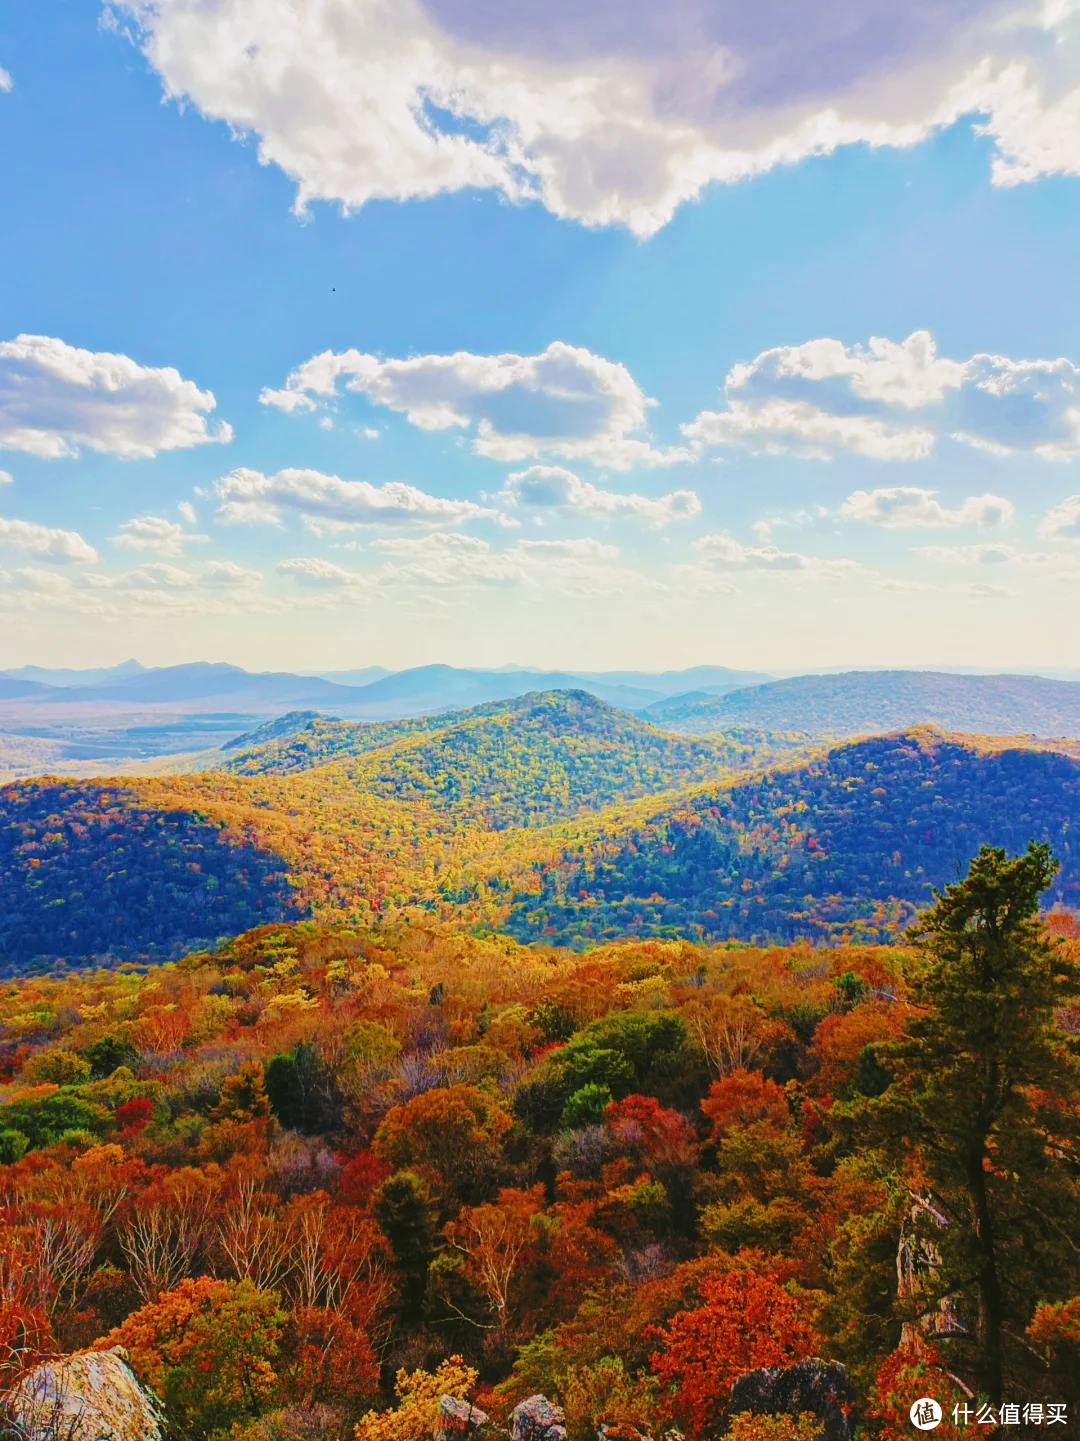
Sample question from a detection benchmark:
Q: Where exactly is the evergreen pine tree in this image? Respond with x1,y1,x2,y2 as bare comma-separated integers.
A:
869,842,1080,1404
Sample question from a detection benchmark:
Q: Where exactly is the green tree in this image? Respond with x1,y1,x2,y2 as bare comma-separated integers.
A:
372,1170,441,1320
867,842,1080,1403
80,1033,139,1078
264,1042,340,1134
0,1092,111,1150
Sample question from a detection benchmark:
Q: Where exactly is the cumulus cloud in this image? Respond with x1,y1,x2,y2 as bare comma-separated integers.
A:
119,563,197,588
499,465,700,525
277,556,373,589
86,559,266,592
367,529,646,596
112,515,209,555
260,343,689,469
110,0,1080,236
0,67,10,93
683,532,861,586
692,536,859,573
0,471,11,485
914,541,1054,567
216,466,493,528
0,335,231,459
202,559,263,586
1038,494,1080,539
685,331,1080,460
841,486,1014,528
0,555,279,618
0,515,98,564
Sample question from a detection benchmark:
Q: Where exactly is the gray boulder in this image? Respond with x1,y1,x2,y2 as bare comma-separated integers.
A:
1,1347,163,1441
435,1396,491,1441
511,1396,567,1441
723,1359,855,1441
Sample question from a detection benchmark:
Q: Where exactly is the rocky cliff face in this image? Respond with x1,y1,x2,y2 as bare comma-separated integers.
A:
2,1346,163,1441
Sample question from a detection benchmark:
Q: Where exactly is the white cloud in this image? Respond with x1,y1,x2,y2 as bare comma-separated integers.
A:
684,397,934,461
0,470,11,485
370,529,648,596
0,556,279,618
202,559,263,586
0,335,231,459
841,486,1014,528
915,541,1054,566
685,331,1080,460
260,343,689,469
178,500,197,524
692,532,859,574
112,515,208,555
682,532,861,588
515,537,619,559
216,466,493,528
1038,494,1080,539
13,567,77,596
965,581,1014,599
499,465,700,525
0,66,11,93
0,515,97,564
120,563,198,588
111,0,1080,236
86,559,266,592
277,556,373,589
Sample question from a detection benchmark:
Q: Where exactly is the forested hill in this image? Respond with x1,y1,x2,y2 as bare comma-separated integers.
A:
0,692,799,970
648,669,1080,737
222,689,809,823
506,727,1080,946
7,716,1080,969
0,780,299,970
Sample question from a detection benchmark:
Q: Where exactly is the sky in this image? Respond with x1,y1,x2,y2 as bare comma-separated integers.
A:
2,0,1080,674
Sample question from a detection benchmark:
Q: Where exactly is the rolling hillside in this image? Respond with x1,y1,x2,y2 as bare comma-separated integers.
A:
1,691,774,968
223,690,809,821
7,700,1080,968
648,669,1080,737
506,727,1080,946
0,779,298,970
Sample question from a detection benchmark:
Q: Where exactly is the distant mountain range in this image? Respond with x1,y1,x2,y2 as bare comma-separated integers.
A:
647,669,1080,738
6,663,1080,782
0,661,771,747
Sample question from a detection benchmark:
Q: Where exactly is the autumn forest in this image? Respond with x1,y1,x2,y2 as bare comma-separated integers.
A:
1,692,1079,1440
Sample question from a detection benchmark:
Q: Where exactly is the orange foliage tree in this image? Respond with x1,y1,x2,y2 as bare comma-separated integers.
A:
700,1070,789,1140
373,1084,512,1203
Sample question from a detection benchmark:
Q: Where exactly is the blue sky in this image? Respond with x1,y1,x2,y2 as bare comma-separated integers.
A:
2,0,1080,673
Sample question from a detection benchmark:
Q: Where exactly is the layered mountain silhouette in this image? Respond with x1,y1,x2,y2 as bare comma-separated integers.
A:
648,669,1080,738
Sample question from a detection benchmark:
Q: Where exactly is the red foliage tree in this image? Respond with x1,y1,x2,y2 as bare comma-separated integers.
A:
649,1266,820,1438
116,1098,155,1134
603,1095,698,1172
335,1151,389,1207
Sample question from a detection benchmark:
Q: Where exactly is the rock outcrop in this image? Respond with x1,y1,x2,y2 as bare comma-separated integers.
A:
2,1346,163,1441
723,1359,855,1441
510,1396,567,1441
435,1396,491,1441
